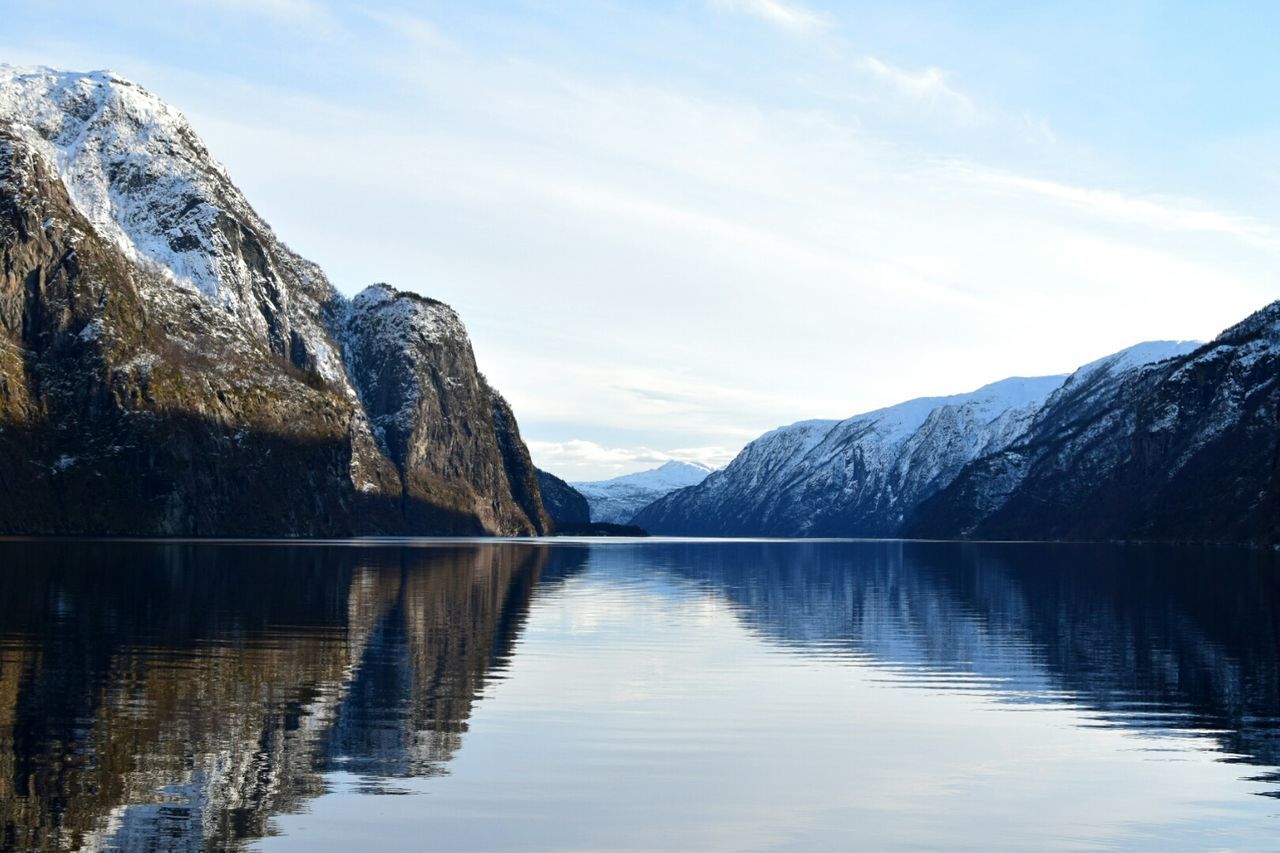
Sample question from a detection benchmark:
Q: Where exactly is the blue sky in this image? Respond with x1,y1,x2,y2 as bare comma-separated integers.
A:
3,1,1278,479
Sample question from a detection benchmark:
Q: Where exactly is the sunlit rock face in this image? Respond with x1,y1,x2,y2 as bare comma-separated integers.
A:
0,66,548,535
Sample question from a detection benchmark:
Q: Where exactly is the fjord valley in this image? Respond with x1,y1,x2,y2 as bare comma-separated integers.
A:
2,1,1280,843
2,64,1279,547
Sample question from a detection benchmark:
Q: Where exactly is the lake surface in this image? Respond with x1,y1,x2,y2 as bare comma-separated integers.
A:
2,539,1279,850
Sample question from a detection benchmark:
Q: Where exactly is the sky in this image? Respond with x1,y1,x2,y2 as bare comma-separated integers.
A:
3,1,1278,480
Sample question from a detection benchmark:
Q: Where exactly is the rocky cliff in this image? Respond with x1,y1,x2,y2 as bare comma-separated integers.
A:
0,65,548,535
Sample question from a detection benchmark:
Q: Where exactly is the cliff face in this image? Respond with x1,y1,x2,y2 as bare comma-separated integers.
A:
343,285,550,535
0,66,547,535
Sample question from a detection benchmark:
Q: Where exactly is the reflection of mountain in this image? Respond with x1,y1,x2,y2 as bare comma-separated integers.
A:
645,541,1280,780
0,542,586,851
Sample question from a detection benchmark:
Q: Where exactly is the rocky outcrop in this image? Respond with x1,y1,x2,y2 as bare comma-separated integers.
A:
536,468,591,528
343,284,549,534
0,65,548,535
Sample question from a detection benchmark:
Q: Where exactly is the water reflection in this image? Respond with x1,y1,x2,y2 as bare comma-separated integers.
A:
640,541,1280,781
0,542,585,851
0,539,1278,850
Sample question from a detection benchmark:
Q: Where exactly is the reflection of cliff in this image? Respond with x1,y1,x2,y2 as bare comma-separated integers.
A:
317,546,552,781
648,541,1280,777
0,542,583,851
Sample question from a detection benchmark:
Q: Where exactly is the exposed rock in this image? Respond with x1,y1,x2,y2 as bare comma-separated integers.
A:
0,65,548,535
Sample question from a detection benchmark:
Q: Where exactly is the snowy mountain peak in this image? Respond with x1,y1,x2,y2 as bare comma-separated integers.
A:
0,65,242,300
350,283,466,346
837,373,1067,447
570,460,714,524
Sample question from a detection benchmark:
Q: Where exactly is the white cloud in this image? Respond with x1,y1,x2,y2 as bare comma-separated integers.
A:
859,55,975,118
709,0,829,33
953,165,1280,252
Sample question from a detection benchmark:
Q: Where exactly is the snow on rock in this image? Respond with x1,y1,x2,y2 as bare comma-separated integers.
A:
635,340,1208,538
0,64,349,385
0,65,550,536
572,460,713,525
2,66,244,299
900,324,1280,543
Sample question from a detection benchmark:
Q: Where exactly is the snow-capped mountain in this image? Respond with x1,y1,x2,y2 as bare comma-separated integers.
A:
905,310,1279,543
572,460,713,524
635,342,1202,538
0,66,548,535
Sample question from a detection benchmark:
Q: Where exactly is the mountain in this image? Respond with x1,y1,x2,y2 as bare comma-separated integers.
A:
572,460,712,524
634,342,1201,538
905,308,1280,543
0,66,549,535
535,468,590,528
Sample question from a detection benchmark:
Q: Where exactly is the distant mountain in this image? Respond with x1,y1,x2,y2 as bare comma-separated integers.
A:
0,66,549,535
635,341,1205,539
535,469,590,529
572,460,713,524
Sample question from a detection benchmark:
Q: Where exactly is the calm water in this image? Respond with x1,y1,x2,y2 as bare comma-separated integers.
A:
2,540,1279,851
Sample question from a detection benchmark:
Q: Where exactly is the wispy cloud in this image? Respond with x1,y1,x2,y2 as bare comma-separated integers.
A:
859,55,975,117
709,0,829,33
955,165,1280,252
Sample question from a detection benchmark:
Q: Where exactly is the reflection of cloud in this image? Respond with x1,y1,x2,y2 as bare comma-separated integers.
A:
708,0,829,33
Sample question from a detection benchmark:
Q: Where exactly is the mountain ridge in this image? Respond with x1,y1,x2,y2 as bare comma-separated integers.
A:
634,340,1208,539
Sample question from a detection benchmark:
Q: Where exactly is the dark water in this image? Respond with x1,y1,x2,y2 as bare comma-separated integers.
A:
1,540,1279,851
